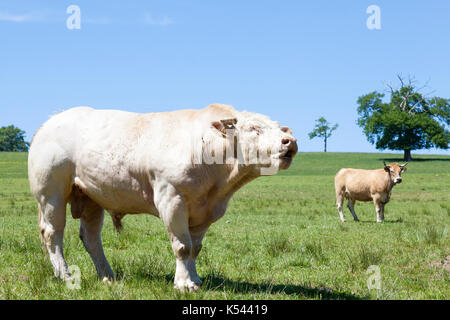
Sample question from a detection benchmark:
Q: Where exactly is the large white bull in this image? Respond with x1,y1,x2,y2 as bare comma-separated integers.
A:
28,103,298,291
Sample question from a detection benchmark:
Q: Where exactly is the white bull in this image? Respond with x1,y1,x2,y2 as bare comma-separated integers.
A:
28,103,298,291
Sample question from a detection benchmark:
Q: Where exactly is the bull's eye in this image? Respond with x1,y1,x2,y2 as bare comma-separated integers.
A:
250,126,262,135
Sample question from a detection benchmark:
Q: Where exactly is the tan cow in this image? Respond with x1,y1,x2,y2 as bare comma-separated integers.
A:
28,104,297,292
334,162,407,223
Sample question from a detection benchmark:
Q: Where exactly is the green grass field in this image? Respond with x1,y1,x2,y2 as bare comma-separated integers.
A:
0,152,448,300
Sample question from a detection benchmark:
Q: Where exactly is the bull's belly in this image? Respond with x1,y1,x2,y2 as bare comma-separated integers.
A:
74,175,157,215
97,189,157,215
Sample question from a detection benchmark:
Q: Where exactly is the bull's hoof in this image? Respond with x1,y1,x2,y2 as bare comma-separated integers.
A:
174,279,202,292
340,218,346,222
376,220,384,223
102,277,114,285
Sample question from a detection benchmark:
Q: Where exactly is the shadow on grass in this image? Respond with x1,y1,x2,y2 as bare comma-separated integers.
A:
357,218,403,224
202,273,366,300
114,269,365,299
379,158,450,162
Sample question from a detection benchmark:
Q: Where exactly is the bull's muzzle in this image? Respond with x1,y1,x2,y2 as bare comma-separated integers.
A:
278,137,298,170
280,137,298,159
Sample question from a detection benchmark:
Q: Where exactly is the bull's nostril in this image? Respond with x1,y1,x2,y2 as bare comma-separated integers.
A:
282,138,290,145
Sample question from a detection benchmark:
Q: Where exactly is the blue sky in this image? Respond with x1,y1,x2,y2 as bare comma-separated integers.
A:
0,0,449,154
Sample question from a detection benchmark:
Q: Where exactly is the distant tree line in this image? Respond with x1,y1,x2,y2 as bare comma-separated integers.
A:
357,75,449,161
0,125,30,152
309,75,449,160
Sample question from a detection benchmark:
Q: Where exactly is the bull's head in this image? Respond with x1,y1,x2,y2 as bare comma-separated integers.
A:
210,111,298,175
383,161,407,184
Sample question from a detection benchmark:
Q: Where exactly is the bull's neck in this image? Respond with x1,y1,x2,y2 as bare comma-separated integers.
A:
219,161,256,197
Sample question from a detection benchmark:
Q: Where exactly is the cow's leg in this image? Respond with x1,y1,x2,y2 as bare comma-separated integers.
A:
373,198,384,223
347,199,359,221
39,195,70,279
336,192,345,222
379,203,385,222
79,199,114,281
155,183,200,292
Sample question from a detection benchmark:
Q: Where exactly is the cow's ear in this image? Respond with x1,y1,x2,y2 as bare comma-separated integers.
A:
400,163,408,172
383,161,390,172
212,118,237,136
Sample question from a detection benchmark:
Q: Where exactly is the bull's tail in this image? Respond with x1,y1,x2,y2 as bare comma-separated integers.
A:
37,204,47,256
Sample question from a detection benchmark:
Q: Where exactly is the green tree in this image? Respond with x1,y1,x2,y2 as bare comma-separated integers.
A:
357,75,449,161
308,117,338,152
0,125,30,152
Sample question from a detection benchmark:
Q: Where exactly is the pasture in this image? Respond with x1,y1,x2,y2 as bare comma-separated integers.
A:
0,152,448,299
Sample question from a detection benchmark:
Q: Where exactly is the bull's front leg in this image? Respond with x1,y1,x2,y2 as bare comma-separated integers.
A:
188,226,209,286
155,183,201,292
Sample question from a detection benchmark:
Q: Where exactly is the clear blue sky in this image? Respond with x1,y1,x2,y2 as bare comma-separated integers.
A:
1,0,449,154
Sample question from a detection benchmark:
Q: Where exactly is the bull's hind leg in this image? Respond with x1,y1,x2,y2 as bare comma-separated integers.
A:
347,199,359,221
78,198,114,281
39,195,70,279
336,191,346,222
37,204,47,254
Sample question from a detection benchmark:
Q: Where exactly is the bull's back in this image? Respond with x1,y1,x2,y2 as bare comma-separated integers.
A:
28,106,203,212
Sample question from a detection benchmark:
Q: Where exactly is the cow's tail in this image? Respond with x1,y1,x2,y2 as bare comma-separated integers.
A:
334,169,346,201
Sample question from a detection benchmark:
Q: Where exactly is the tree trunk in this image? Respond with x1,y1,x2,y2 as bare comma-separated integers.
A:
403,149,412,161
324,135,327,152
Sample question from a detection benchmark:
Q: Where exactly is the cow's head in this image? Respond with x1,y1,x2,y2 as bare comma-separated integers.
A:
210,111,298,175
383,162,407,184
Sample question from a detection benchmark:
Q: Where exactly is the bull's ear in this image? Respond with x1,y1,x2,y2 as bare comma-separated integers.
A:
212,118,237,136
281,126,292,134
383,161,390,172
